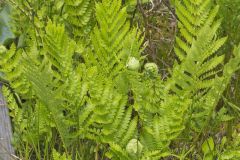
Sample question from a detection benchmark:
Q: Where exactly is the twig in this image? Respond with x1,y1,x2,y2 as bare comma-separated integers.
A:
162,0,178,20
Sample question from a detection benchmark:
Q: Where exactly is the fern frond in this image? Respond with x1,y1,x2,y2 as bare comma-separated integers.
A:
114,106,133,140
120,116,138,147
175,0,219,60
0,44,30,96
64,0,94,38
168,22,227,96
52,149,71,160
43,20,76,79
22,59,72,148
140,95,190,152
141,150,171,160
2,86,22,125
106,143,132,160
91,0,143,78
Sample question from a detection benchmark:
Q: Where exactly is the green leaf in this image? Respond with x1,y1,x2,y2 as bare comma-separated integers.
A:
202,137,215,155
220,150,240,160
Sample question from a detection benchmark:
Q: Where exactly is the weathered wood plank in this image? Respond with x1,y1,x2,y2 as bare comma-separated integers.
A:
0,85,14,160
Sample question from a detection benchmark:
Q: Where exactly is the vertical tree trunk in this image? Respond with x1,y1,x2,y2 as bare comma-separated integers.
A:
0,85,14,160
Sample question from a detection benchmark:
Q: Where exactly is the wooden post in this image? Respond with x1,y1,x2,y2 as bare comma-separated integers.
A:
0,84,14,160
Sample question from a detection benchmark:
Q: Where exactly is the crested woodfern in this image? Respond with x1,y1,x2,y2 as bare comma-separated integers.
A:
2,0,240,160
165,0,235,134
43,20,76,80
90,0,143,78
64,0,94,38
0,44,30,96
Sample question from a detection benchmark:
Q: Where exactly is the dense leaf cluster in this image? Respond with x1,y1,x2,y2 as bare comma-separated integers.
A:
1,0,240,159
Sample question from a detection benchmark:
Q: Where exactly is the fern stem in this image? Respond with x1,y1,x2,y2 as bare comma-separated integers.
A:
0,78,23,107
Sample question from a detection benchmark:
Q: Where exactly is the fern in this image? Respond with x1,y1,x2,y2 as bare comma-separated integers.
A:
130,76,190,158
2,86,24,144
169,0,240,136
76,76,138,147
174,0,217,50
22,59,73,149
64,0,94,38
168,23,227,96
90,0,143,78
52,149,71,160
43,20,76,80
2,0,240,159
189,44,240,132
0,44,30,96
173,0,225,94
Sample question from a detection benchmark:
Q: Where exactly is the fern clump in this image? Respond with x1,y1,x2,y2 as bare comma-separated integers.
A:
1,0,240,159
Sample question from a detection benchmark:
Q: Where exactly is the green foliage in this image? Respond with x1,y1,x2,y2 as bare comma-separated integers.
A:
216,0,240,114
64,0,94,38
168,0,236,135
43,20,76,79
202,137,215,159
219,131,240,160
90,0,143,77
52,149,71,160
217,0,240,49
0,44,30,96
1,0,240,160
